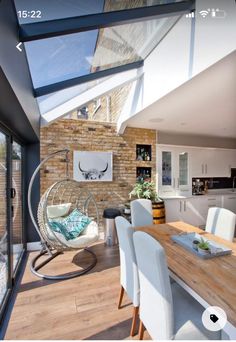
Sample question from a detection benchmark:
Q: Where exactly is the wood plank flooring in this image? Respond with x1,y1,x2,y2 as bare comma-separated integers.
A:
4,241,150,340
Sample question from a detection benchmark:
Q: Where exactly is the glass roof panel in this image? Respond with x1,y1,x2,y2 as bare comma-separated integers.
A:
37,76,111,114
25,15,180,89
15,0,183,24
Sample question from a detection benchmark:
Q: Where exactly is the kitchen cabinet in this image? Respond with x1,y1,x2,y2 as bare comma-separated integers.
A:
158,146,191,197
191,148,235,178
222,194,236,214
164,195,226,228
197,195,222,228
164,193,236,230
164,197,200,227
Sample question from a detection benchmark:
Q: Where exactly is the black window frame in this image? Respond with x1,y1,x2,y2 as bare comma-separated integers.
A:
0,121,26,323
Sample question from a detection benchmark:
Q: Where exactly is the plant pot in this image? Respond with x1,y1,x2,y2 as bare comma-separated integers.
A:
192,240,199,250
152,201,165,224
124,208,131,214
197,247,210,255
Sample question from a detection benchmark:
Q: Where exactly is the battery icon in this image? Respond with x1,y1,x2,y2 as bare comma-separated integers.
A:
211,8,226,18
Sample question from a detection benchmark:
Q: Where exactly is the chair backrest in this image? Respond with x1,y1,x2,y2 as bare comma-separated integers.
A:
133,231,174,340
130,199,153,227
205,207,236,241
115,216,140,307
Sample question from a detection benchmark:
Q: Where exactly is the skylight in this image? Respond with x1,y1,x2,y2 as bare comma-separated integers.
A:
13,0,195,121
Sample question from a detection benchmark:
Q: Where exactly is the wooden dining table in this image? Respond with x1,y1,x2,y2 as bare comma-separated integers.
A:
135,221,236,339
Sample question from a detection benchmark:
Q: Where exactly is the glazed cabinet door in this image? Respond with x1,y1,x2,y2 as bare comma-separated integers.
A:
158,148,176,197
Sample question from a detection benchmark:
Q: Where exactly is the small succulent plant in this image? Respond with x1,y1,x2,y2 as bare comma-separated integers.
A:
197,238,210,250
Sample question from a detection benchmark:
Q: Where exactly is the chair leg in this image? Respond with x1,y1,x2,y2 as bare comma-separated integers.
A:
138,320,145,340
117,285,124,309
130,306,139,337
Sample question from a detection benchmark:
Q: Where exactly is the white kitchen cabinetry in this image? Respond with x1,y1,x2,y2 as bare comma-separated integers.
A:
164,195,225,228
197,195,222,228
164,199,181,222
191,148,235,178
183,197,202,227
222,194,236,214
158,146,191,197
164,197,200,227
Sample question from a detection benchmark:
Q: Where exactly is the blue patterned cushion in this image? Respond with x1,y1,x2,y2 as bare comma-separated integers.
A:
49,209,91,240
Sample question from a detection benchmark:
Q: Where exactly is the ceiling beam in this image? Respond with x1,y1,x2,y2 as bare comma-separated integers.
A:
34,60,144,97
41,67,144,125
19,0,195,42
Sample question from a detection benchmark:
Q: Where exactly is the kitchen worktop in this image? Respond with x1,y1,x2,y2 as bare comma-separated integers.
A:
160,189,236,200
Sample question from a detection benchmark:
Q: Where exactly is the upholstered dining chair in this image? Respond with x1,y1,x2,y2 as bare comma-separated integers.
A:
133,231,220,340
130,199,153,227
205,207,236,242
115,216,140,337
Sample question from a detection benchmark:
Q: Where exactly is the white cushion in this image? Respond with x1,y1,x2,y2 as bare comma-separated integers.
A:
48,221,99,249
47,203,71,219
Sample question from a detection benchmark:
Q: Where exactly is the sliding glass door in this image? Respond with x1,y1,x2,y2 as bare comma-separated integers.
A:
0,131,8,307
12,141,24,272
0,129,25,319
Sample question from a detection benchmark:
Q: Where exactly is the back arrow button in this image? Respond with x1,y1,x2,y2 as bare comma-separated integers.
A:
16,42,22,52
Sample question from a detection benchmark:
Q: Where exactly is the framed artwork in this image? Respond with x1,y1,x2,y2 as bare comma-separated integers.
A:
73,151,113,182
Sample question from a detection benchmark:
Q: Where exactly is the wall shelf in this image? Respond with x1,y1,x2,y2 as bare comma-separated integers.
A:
136,144,152,161
137,167,152,182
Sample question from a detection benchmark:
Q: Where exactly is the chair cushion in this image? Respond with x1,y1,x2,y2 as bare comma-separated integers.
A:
53,221,99,248
47,203,71,219
49,209,91,240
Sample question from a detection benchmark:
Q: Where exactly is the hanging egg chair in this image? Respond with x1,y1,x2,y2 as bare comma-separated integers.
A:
28,149,99,280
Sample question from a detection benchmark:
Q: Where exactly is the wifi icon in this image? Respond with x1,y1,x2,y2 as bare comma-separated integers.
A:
199,10,209,17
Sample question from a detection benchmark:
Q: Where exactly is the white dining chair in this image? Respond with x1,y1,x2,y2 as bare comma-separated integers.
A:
115,216,140,336
205,207,236,242
133,231,220,340
130,199,153,227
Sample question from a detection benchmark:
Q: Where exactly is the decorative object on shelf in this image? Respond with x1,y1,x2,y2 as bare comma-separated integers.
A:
129,180,165,224
136,167,151,182
136,144,152,161
73,151,112,182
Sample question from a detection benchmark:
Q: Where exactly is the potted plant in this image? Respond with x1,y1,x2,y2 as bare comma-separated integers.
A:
197,238,210,255
129,180,158,202
129,180,165,223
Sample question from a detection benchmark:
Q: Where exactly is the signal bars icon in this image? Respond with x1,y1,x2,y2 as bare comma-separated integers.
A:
185,11,195,18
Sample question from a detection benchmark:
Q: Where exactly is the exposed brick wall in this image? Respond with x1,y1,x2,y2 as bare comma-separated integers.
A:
40,120,156,231
68,82,132,123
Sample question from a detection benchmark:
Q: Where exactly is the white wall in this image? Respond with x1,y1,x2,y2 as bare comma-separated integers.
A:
118,0,236,133
193,0,236,76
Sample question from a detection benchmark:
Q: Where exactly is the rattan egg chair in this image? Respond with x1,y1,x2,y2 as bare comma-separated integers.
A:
28,149,99,280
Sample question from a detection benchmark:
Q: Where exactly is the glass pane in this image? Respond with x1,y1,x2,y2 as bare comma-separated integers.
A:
15,0,183,24
162,151,172,186
179,152,188,186
12,142,23,271
37,76,111,114
0,132,8,306
25,15,179,88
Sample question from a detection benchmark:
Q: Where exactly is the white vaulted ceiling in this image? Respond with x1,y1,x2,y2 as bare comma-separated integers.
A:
125,51,236,138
